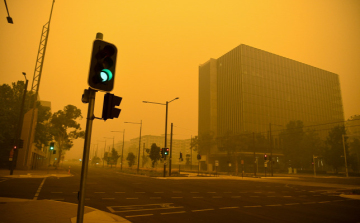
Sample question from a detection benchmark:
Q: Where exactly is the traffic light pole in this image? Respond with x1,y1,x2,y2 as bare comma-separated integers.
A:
77,88,96,223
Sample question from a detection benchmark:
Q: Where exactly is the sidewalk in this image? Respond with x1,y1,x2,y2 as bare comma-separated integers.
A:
0,168,131,223
0,167,72,178
0,197,131,223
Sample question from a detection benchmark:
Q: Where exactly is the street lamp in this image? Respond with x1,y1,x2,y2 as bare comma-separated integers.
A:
111,130,125,171
97,140,106,167
269,123,283,177
124,121,142,174
143,97,179,176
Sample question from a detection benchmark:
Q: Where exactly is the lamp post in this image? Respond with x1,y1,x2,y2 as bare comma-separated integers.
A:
124,121,142,174
10,72,28,175
111,130,125,171
97,140,106,167
143,97,179,177
269,123,283,177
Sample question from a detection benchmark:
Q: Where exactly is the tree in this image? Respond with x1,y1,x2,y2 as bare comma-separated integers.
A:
149,143,160,168
279,120,305,168
110,148,120,167
0,81,51,167
50,105,85,167
126,152,136,168
324,125,348,173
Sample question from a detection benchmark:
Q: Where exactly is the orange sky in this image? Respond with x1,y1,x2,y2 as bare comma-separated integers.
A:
1,0,359,159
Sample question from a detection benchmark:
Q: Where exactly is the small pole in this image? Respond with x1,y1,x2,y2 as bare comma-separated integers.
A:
342,134,349,177
313,155,316,177
169,123,173,176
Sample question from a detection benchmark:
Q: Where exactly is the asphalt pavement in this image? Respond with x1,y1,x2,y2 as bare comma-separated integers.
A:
1,166,360,223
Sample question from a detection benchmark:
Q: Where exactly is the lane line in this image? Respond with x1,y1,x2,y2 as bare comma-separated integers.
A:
219,207,239,209
318,201,330,203
265,204,282,207
244,205,262,208
161,211,186,215
33,177,46,200
285,203,300,205
192,209,214,212
126,214,153,218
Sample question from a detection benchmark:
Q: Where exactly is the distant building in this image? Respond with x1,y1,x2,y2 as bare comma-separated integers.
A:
17,100,52,169
199,44,344,171
129,135,194,166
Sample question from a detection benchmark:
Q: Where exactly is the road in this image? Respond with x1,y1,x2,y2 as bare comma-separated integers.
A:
1,165,360,223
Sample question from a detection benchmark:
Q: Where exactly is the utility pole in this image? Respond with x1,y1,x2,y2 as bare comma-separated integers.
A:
10,73,28,175
169,123,173,176
342,134,349,177
77,88,97,223
269,123,273,177
253,132,256,177
121,130,125,171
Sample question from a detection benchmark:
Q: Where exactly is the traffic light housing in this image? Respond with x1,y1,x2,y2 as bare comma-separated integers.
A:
180,152,182,159
102,93,122,120
197,154,201,160
88,39,117,92
264,154,267,160
160,148,164,158
164,148,169,156
50,142,54,150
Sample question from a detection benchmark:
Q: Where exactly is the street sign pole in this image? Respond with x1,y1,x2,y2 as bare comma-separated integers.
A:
77,88,96,223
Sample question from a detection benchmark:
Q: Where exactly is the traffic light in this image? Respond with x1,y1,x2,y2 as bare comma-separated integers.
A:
160,148,164,158
197,154,201,160
264,154,267,160
53,150,56,154
164,148,169,156
179,152,182,159
102,93,122,120
88,39,118,92
50,142,54,150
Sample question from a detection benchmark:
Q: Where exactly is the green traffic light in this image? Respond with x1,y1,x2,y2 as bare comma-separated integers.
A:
100,69,113,82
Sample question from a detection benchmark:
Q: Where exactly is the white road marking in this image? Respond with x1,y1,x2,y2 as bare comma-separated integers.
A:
219,206,239,209
318,201,330,203
192,209,214,212
33,177,46,200
126,214,153,218
285,203,300,205
244,205,262,208
265,204,282,207
161,211,186,215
